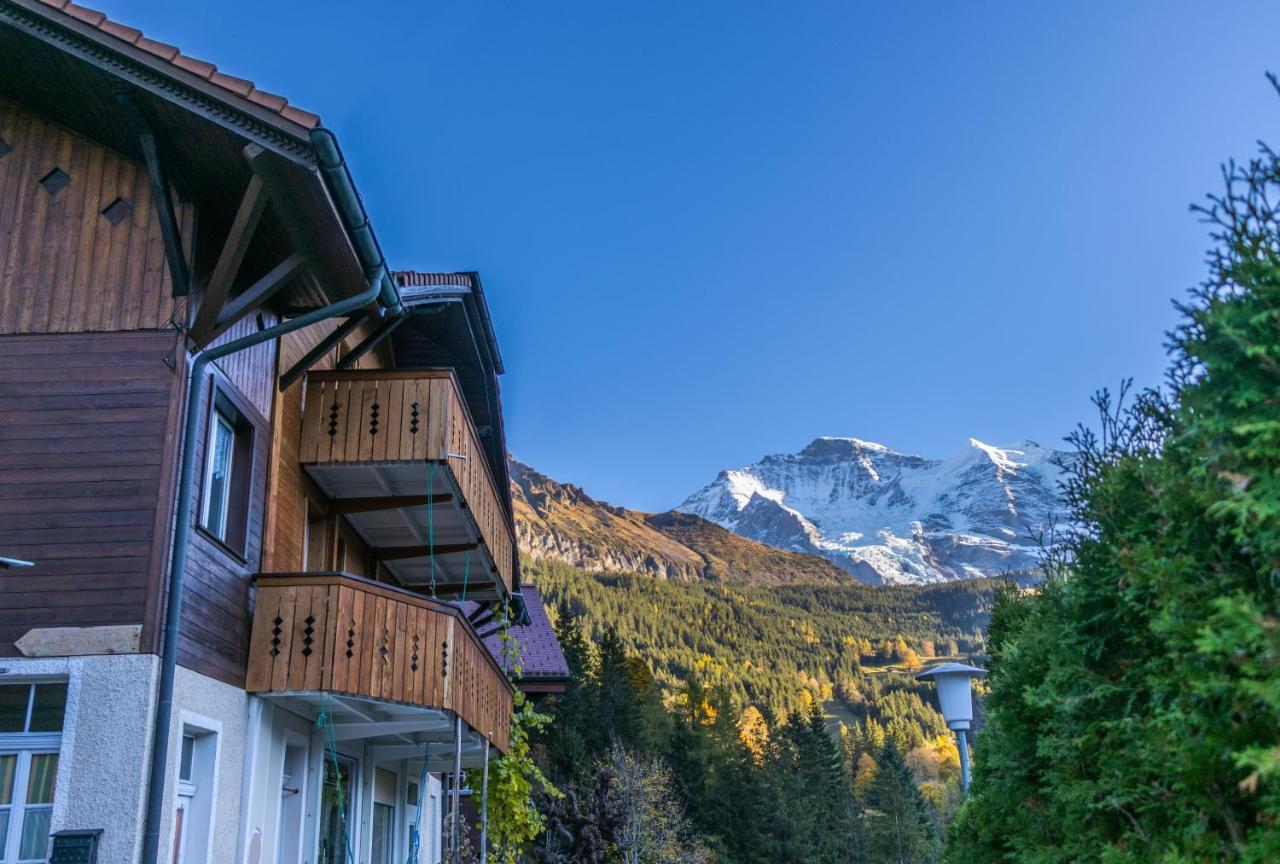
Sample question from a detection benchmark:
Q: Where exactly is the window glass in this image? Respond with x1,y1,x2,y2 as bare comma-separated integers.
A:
179,734,195,782
27,683,67,733
0,755,14,803
25,754,57,804
0,753,14,853
0,686,28,733
203,413,235,540
18,753,57,861
370,803,393,864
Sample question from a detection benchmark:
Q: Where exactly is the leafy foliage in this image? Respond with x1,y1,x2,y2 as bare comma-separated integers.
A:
947,110,1280,862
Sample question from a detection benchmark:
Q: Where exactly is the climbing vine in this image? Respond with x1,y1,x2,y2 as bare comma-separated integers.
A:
467,601,561,864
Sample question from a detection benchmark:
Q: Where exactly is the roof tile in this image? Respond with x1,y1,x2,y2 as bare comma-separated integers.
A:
135,37,180,61
34,0,321,129
247,89,288,112
97,20,140,43
209,72,254,97
280,105,321,130
172,55,217,79
472,586,571,682
63,3,106,26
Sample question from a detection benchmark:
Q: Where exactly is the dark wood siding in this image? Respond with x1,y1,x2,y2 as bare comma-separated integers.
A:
0,97,193,335
0,330,182,655
175,364,272,687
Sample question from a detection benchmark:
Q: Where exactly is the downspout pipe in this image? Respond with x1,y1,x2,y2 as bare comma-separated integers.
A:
140,270,391,864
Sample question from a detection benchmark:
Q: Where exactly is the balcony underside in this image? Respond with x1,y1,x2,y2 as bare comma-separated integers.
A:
303,459,500,596
259,691,494,769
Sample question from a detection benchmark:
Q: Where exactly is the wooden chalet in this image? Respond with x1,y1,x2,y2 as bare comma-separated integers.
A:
0,2,540,863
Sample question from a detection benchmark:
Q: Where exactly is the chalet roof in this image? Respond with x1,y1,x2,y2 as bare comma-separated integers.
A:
477,586,571,686
29,0,320,130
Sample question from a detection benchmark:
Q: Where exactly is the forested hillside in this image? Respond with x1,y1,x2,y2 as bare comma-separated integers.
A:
529,558,993,718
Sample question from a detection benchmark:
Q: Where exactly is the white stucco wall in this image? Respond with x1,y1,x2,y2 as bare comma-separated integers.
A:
0,654,250,864
1,653,159,862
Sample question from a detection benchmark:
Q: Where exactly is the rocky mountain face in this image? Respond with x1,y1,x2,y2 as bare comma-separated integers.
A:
510,459,848,586
677,437,1066,585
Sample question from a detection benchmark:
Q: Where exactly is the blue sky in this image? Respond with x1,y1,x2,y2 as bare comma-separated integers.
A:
103,0,1280,510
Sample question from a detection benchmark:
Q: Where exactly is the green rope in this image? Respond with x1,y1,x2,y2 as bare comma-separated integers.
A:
316,695,357,864
427,461,437,598
460,546,471,603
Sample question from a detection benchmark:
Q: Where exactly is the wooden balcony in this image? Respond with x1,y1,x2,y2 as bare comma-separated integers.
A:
299,370,515,598
247,573,512,752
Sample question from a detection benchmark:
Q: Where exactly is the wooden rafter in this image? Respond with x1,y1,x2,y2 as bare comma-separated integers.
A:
202,251,308,343
332,494,453,515
375,543,479,562
189,172,267,344
138,131,190,297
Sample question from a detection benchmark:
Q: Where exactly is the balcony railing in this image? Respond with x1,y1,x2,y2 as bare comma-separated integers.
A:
246,573,512,751
299,370,515,597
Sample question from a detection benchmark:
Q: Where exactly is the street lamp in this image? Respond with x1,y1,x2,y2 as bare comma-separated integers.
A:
916,662,986,793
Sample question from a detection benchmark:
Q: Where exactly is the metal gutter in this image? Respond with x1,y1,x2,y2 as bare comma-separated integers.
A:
311,128,403,315
140,270,394,864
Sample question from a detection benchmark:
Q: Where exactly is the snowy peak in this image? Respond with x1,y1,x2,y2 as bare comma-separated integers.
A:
677,437,1066,585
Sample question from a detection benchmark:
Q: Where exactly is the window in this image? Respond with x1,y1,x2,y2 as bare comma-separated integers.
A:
199,392,254,555
0,683,66,864
172,727,216,864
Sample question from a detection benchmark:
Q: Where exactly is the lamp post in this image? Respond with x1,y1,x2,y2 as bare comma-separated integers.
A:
916,662,986,793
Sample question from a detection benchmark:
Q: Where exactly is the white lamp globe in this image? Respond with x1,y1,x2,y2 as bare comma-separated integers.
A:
916,662,987,731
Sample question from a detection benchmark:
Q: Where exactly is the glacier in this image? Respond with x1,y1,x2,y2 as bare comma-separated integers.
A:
676,436,1066,585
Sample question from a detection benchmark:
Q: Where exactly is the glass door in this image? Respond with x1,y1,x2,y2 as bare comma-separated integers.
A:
316,757,354,864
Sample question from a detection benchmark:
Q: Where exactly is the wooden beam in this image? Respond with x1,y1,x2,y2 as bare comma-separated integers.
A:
138,131,190,297
375,543,479,562
278,315,364,390
189,172,267,344
332,494,452,515
203,252,307,343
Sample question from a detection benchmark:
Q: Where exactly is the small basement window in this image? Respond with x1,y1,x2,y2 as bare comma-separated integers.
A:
199,391,254,556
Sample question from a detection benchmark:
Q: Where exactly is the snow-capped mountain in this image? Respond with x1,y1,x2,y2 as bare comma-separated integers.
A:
676,437,1067,585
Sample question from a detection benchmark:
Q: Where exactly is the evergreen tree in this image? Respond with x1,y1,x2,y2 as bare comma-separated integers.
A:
948,108,1280,862
865,741,941,864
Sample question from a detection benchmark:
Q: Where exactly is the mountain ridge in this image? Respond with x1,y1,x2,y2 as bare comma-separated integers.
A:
677,436,1065,584
509,458,849,586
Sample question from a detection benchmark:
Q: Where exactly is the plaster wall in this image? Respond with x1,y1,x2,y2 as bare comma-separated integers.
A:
0,654,250,864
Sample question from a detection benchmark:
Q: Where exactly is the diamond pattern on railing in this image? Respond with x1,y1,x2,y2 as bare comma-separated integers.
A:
302,615,315,657
270,616,283,657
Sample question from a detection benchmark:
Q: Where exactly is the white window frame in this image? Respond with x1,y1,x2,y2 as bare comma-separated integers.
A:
200,409,237,541
0,681,66,864
171,719,219,864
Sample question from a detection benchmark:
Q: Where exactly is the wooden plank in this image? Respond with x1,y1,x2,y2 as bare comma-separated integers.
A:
382,378,403,461
356,378,378,463
391,600,408,703
120,149,154,332
244,586,278,690
269,586,297,693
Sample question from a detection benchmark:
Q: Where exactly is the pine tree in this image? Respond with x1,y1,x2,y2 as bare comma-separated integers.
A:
947,103,1280,862
864,741,940,864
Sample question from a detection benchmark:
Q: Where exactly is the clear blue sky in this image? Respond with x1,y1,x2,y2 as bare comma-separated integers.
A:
102,0,1280,510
